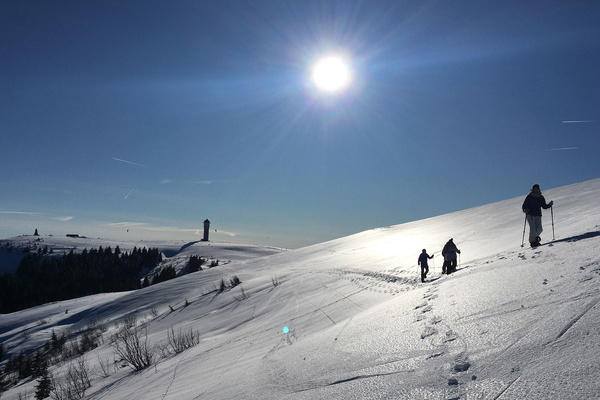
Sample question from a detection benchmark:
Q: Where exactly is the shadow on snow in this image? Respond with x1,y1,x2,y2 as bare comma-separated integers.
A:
552,230,600,244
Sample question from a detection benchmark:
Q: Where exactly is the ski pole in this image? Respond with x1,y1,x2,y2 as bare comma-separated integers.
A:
521,214,527,247
551,206,555,240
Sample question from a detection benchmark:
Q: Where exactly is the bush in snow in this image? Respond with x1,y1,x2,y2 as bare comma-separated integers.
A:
93,355,114,379
166,327,200,354
50,356,91,400
111,317,155,371
61,326,104,360
271,276,280,287
233,287,250,301
229,275,241,287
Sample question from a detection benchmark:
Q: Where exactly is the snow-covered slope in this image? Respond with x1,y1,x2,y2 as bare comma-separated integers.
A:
1,179,599,399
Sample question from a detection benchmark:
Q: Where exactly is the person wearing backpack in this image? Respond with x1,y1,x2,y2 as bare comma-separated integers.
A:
442,239,461,274
522,184,554,248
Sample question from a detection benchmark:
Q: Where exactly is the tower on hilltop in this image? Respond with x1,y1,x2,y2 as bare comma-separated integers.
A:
202,219,210,242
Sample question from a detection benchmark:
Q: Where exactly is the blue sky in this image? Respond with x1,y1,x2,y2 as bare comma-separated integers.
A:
1,1,599,249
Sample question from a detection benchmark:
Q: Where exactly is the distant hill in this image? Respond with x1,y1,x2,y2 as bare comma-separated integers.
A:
0,236,286,313
0,236,286,276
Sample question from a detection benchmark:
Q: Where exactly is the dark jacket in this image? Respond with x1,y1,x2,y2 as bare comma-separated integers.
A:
522,193,551,217
418,252,433,266
442,241,460,261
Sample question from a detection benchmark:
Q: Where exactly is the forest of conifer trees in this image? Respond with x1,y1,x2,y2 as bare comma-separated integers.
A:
0,246,162,314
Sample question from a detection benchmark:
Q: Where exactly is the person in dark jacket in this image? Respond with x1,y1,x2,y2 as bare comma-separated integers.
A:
522,184,554,247
418,249,434,283
442,239,460,274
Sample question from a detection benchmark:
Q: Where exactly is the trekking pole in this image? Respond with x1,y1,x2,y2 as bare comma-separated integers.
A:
551,206,555,241
521,214,527,247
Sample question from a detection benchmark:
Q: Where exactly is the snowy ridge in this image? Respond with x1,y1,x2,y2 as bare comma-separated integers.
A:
0,237,286,276
1,178,600,399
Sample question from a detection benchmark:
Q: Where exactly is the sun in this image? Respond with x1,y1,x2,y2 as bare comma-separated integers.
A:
311,55,352,93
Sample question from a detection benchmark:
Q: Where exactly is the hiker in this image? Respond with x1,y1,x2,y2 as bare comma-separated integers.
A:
522,184,554,248
442,239,461,274
418,249,434,283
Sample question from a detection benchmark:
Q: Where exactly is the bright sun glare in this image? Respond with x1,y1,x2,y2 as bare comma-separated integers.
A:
312,56,351,93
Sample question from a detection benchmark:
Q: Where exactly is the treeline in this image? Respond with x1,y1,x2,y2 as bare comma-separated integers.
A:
0,246,162,314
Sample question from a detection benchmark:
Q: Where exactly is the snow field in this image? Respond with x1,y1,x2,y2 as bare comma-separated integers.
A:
1,178,599,399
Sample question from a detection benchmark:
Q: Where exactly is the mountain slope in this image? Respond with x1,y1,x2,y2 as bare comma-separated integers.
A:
1,178,599,399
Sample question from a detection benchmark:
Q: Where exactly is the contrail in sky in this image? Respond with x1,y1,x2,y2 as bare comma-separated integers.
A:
545,147,578,152
0,211,41,216
0,211,73,220
561,120,595,124
112,157,147,167
124,185,137,199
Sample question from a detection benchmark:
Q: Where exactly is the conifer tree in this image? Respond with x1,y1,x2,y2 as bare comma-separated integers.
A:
33,350,47,378
35,364,52,399
0,373,7,398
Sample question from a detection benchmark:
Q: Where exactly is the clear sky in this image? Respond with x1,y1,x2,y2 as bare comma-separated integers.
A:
1,1,599,249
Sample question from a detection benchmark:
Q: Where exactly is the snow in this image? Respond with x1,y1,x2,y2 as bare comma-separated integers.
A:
1,178,600,399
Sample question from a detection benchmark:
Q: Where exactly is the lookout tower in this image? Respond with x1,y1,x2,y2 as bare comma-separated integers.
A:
202,219,210,242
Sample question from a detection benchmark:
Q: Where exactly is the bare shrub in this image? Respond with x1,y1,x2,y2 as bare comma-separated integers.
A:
61,338,80,360
121,315,137,330
78,326,103,354
234,287,250,301
156,341,172,359
111,318,154,371
167,327,200,354
51,356,91,400
55,323,105,362
93,355,112,379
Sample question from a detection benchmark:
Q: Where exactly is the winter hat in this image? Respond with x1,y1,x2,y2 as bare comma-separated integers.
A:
532,184,540,191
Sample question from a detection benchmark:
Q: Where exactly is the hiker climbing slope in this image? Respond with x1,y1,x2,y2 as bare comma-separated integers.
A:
442,239,460,274
522,184,553,248
418,249,434,283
